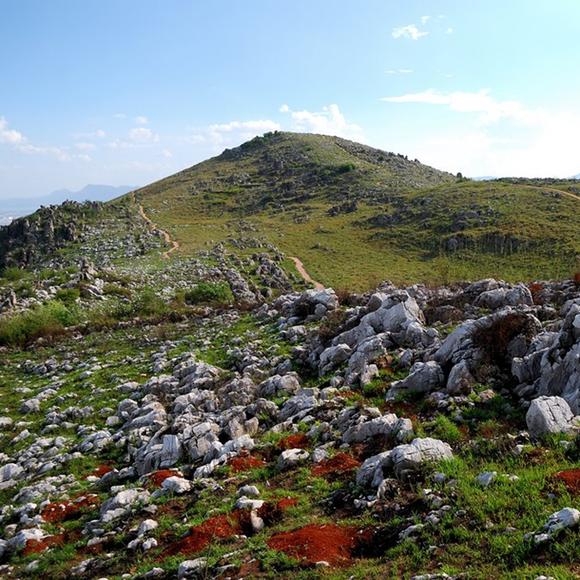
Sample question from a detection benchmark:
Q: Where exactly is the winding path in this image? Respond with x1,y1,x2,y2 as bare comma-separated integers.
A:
524,184,580,203
136,201,180,259
289,256,324,290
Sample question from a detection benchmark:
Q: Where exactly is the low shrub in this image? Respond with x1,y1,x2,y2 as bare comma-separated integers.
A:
54,287,81,305
0,301,80,347
184,282,233,306
428,414,464,444
1,266,27,282
103,283,131,298
133,288,171,317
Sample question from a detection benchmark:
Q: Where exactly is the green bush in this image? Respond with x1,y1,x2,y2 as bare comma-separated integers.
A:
429,414,463,444
184,282,233,305
336,162,356,174
103,283,131,298
0,301,80,347
133,288,170,317
55,287,81,305
1,266,27,282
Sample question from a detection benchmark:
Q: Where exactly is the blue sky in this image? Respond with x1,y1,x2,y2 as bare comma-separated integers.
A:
1,0,580,199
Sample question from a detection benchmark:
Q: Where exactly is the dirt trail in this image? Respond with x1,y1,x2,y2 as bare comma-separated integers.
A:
525,184,580,203
289,256,324,290
136,202,179,259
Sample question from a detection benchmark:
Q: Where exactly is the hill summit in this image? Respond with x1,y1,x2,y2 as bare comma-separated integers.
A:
1,132,579,287
135,131,455,215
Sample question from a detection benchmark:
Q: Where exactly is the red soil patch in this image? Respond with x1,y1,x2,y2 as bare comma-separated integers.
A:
23,534,64,556
90,464,113,478
311,453,361,477
228,453,266,473
276,497,298,511
268,524,360,567
161,512,242,557
554,468,580,494
147,469,183,487
277,433,310,450
41,494,99,523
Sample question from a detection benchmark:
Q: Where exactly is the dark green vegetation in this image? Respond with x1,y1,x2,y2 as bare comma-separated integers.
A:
183,281,234,306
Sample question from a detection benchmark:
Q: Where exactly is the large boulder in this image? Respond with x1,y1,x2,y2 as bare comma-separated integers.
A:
355,437,453,486
342,413,412,445
526,396,576,439
390,437,453,480
386,361,444,399
474,284,533,310
319,344,352,375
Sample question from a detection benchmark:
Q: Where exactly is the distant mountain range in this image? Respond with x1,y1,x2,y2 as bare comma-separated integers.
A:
0,184,136,225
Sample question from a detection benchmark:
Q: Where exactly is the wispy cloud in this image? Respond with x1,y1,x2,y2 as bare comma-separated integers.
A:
385,69,413,75
280,104,364,141
129,127,159,143
135,116,148,125
0,117,25,145
189,119,281,148
1,116,89,161
382,89,541,125
381,88,580,176
392,24,428,40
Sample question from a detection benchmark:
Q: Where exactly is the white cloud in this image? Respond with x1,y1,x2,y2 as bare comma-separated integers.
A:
385,69,413,75
445,27,454,34
382,89,542,125
0,117,82,162
74,129,106,139
135,116,148,125
420,15,430,25
162,149,173,158
129,127,159,143
18,144,67,160
208,120,280,134
279,104,290,113
381,88,580,177
190,119,281,148
392,24,429,40
280,104,365,141
114,113,126,119
75,142,96,151
0,117,25,145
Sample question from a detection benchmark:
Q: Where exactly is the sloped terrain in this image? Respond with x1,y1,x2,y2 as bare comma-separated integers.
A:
129,132,580,288
0,249,578,578
1,132,579,288
0,132,579,579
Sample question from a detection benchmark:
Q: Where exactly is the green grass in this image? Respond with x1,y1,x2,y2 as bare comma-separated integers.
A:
0,300,80,347
122,133,579,290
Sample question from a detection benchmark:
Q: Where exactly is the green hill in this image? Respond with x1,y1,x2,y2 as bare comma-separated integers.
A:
2,132,578,288
125,131,579,289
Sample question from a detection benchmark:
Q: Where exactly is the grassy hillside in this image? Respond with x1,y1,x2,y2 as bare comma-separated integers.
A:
121,132,579,290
